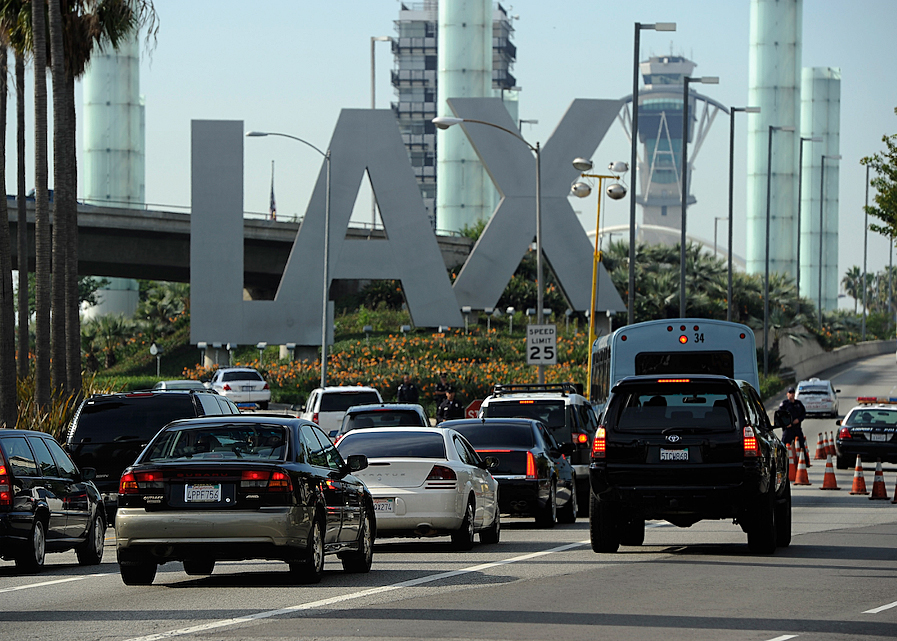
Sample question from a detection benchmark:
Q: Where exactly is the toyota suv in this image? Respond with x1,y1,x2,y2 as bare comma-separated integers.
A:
589,375,790,554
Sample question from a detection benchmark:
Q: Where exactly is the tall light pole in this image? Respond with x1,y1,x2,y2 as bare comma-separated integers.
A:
818,153,841,329
246,131,332,388
432,115,546,384
629,21,676,326
370,35,391,229
863,163,870,340
680,75,719,317
727,106,761,322
713,217,727,256
763,125,795,376
796,136,822,297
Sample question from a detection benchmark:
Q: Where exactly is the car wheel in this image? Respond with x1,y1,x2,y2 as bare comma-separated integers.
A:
557,480,577,524
619,517,645,546
747,487,777,554
290,515,325,584
479,503,501,545
119,561,157,585
835,453,854,470
15,519,46,572
76,512,106,566
451,498,476,551
340,509,374,573
589,492,620,553
260,401,269,410
535,481,557,528
775,480,792,548
183,559,216,576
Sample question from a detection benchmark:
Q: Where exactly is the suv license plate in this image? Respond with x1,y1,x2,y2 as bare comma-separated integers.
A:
871,433,889,442
185,484,221,502
373,498,395,513
660,448,689,461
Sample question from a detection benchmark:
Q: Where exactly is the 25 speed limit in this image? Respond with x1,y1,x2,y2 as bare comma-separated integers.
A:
526,324,557,365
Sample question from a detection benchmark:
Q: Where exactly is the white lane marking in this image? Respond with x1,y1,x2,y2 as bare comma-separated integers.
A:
766,636,798,641
864,600,897,614
123,541,588,641
0,572,113,593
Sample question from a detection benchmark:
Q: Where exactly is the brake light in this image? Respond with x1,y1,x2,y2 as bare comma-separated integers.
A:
838,427,851,439
268,471,291,492
263,383,270,390
519,400,535,404
657,379,690,383
679,335,688,344
0,462,10,506
526,452,537,479
120,472,139,494
743,425,760,457
120,471,164,494
592,426,606,458
426,465,457,480
312,412,319,424
241,469,293,491
576,433,589,445
222,383,232,391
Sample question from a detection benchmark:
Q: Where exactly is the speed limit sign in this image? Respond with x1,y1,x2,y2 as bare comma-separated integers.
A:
526,324,557,365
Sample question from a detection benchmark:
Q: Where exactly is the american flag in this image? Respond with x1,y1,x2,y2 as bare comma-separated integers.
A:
269,160,276,220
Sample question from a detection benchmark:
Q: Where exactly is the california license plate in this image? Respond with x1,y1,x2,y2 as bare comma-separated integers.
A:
242,386,253,391
185,484,221,502
373,498,395,513
871,433,889,442
660,448,689,461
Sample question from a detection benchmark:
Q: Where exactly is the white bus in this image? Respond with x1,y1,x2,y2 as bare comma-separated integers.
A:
589,318,759,411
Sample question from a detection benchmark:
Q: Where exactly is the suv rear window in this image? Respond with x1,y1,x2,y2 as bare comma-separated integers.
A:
451,423,536,449
320,392,380,412
344,410,424,430
483,400,566,429
609,383,737,432
70,395,198,443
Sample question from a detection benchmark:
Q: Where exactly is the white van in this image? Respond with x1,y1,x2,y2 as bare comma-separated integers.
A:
300,386,383,437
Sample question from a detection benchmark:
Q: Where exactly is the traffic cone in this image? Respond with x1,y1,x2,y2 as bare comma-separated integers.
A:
829,431,838,457
803,441,812,467
890,472,897,504
870,459,889,500
820,454,840,490
849,455,869,495
787,443,797,482
825,432,835,457
793,448,811,485
813,433,826,460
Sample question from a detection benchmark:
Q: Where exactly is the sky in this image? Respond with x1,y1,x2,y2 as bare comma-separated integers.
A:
5,0,897,310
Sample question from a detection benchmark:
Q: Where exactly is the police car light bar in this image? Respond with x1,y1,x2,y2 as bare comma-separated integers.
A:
856,396,897,404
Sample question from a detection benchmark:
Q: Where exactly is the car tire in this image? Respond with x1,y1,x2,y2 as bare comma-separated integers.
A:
835,453,854,470
183,559,215,576
619,517,645,546
479,506,501,545
747,488,777,554
557,480,577,524
535,481,557,528
76,512,106,566
15,519,46,572
290,515,325,584
260,401,269,410
775,480,792,548
340,509,374,573
119,561,157,585
451,498,476,551
589,493,619,553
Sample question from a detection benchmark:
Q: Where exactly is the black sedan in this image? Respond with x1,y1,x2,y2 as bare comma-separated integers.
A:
835,401,897,469
0,429,105,571
441,418,577,527
115,415,374,585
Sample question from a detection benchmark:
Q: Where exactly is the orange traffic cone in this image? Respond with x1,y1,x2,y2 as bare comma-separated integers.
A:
829,431,838,457
794,448,811,485
891,472,897,504
825,432,835,457
820,454,840,490
814,433,826,460
849,455,869,495
787,443,797,482
870,459,889,500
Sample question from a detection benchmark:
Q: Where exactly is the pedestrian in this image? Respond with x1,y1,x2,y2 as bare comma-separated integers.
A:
437,387,464,424
433,372,450,406
397,374,420,404
779,386,809,462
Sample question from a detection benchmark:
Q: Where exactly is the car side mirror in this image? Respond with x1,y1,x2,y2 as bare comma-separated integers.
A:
81,467,97,482
773,409,792,429
345,454,368,473
835,389,841,394
835,419,842,426
479,456,499,470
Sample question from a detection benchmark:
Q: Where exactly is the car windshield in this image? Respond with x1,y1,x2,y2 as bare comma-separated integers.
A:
483,400,566,428
343,410,424,431
222,371,263,382
336,432,446,458
610,383,736,432
450,423,536,449
845,410,897,427
320,392,380,412
142,425,288,461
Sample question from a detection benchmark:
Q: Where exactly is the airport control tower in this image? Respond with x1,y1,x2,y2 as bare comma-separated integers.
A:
619,55,726,240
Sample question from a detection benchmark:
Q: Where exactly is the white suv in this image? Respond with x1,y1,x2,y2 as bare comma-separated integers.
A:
300,386,383,437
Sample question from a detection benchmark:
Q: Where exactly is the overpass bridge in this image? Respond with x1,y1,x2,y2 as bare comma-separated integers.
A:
9,200,473,299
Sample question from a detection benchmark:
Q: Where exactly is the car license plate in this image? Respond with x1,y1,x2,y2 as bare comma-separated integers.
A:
373,498,395,513
242,385,253,392
185,484,221,502
871,433,889,442
660,448,688,461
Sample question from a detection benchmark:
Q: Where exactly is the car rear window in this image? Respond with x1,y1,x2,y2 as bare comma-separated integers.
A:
450,423,536,449
483,400,566,428
845,409,897,427
222,370,263,382
344,410,424,430
609,383,737,432
0,436,38,476
336,432,446,459
797,387,828,395
320,392,380,412
142,425,287,462
70,395,198,443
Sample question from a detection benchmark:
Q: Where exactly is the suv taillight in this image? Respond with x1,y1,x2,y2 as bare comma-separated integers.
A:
0,462,11,506
743,425,760,457
591,426,606,458
312,412,319,424
575,433,589,445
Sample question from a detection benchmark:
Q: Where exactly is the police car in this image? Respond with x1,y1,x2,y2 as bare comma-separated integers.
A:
835,397,897,469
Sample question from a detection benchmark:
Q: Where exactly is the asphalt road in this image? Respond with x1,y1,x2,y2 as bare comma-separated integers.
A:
2,353,897,641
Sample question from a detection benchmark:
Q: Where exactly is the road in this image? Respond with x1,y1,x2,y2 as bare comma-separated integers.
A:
2,353,897,641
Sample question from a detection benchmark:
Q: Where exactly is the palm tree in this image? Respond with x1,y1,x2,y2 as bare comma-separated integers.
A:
841,266,862,314
0,45,16,426
15,49,27,380
97,314,130,369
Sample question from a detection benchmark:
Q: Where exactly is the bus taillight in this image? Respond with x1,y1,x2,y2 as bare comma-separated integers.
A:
679,335,688,344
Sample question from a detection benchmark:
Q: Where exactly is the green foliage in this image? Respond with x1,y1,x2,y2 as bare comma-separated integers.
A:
460,218,488,240
863,107,897,239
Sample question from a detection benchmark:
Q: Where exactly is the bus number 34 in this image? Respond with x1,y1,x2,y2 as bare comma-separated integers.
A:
694,333,704,343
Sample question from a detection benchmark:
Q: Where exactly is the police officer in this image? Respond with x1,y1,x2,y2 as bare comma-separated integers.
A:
779,386,809,463
397,374,420,404
437,388,464,424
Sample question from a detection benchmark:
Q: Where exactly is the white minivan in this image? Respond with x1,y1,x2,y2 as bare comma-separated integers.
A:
300,386,383,437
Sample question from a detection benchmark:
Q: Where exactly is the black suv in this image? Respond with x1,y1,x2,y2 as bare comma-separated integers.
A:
589,375,790,554
65,390,240,523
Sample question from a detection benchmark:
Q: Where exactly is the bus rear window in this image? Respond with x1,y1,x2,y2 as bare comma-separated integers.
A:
635,351,734,379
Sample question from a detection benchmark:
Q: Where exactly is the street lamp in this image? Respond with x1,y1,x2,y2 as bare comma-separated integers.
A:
246,130,332,388
630,21,676,326
727,106,761,321
818,153,842,329
570,158,628,399
763,125,795,376
796,135,822,297
863,164,870,340
713,216,727,256
433,115,548,383
371,35,391,229
680,75,719,317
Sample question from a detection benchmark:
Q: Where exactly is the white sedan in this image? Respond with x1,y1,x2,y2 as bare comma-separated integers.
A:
207,367,271,410
335,427,500,549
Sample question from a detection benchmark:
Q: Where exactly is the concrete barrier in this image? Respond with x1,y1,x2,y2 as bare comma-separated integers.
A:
787,339,896,383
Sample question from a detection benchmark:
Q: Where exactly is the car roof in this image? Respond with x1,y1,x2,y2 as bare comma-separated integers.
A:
0,428,54,438
336,426,449,438
440,417,539,428
216,367,262,374
613,374,738,387
163,415,305,429
345,403,424,413
314,386,379,393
